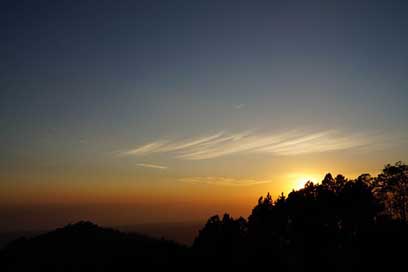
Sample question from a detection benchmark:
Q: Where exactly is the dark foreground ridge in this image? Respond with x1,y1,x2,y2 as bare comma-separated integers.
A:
1,162,408,271
0,221,188,270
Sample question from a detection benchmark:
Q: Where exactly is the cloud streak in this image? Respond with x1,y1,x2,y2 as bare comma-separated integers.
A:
122,130,382,160
234,104,245,109
179,176,272,186
136,163,168,170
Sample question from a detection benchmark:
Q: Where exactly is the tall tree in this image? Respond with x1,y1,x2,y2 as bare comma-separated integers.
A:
375,162,408,221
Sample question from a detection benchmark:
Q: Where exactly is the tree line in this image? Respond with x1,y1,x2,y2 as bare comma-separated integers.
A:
192,161,408,270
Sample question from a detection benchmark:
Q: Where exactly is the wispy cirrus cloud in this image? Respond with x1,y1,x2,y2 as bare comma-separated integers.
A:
124,142,168,155
179,176,272,186
121,129,383,160
136,163,168,170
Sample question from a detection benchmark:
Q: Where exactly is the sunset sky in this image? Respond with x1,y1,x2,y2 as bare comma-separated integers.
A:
1,0,408,230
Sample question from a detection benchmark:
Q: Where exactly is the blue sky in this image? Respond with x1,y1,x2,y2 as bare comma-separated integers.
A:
1,0,408,226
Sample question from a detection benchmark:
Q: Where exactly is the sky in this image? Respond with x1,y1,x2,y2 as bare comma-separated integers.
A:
1,0,408,230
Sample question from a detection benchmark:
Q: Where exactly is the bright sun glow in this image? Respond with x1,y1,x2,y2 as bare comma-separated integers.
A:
287,173,322,191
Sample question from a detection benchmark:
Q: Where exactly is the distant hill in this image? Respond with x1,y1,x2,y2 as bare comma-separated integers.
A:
117,221,203,246
0,231,44,250
0,221,188,271
0,221,203,250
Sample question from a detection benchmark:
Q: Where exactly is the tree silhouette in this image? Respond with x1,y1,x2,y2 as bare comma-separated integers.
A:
375,161,408,221
192,213,248,264
192,162,408,269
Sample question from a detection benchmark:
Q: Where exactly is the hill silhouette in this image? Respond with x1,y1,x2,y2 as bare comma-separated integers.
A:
1,161,408,271
0,221,188,271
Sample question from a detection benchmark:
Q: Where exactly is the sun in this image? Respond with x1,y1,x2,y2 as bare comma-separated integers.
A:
287,173,322,191
293,177,311,190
